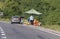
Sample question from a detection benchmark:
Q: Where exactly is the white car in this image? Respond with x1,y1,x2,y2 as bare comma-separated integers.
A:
11,16,20,24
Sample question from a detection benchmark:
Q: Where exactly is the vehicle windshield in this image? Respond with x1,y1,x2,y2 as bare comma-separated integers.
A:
12,16,19,18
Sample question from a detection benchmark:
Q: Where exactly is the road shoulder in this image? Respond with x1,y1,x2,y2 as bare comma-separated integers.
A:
22,24,60,36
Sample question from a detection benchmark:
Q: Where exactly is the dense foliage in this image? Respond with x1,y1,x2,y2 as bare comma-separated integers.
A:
0,0,60,25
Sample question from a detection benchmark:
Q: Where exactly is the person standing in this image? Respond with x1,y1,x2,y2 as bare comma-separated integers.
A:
29,15,34,25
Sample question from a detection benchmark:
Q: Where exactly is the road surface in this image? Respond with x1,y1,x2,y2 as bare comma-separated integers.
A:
0,22,60,39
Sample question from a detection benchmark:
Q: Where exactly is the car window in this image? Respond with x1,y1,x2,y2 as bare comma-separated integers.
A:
12,16,19,18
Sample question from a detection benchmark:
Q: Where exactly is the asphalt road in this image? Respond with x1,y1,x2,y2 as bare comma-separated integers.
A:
0,22,60,39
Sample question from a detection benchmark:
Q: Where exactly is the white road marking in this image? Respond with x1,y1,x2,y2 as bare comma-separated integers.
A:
24,25,60,36
0,26,7,39
45,30,60,36
2,37,7,39
0,21,60,37
34,27,60,36
0,27,4,32
39,28,60,36
1,34,5,35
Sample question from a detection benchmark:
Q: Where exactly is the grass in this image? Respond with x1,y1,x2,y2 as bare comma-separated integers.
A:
42,25,60,31
0,18,10,22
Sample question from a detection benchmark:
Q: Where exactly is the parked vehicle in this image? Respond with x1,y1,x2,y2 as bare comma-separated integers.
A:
11,16,20,24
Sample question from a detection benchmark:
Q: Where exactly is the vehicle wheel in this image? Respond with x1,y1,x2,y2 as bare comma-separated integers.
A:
18,22,20,24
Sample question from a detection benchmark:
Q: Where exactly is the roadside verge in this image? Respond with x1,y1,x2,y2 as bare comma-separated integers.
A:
22,24,60,36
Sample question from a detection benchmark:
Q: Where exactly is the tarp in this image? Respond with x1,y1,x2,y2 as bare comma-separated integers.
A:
25,9,42,15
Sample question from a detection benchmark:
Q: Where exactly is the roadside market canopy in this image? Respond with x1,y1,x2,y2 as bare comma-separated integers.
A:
25,9,42,15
